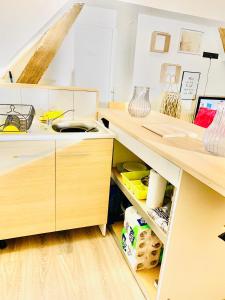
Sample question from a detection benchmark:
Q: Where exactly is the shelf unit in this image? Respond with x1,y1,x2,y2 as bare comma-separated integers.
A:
111,168,167,244
110,221,160,300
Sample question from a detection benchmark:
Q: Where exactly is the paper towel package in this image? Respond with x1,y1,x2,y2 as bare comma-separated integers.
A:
122,206,162,271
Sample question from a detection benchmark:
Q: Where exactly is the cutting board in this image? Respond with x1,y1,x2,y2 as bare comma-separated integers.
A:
142,123,198,138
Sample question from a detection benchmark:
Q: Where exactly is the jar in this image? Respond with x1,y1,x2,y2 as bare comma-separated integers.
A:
203,102,225,157
128,86,151,118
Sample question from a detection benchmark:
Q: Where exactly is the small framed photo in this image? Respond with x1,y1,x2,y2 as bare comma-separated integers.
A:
150,31,171,53
178,29,203,55
180,71,201,100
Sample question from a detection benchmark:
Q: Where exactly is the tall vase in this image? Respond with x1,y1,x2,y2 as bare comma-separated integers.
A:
128,86,151,118
160,91,181,119
203,102,225,157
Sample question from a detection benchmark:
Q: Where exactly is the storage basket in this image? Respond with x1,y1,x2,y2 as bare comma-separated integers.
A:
121,171,150,200
0,104,35,132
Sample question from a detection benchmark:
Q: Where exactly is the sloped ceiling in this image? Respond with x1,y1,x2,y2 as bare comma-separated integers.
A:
118,0,225,22
0,0,68,69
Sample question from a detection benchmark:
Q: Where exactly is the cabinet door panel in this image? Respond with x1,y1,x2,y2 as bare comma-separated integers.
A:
0,141,55,239
56,139,113,231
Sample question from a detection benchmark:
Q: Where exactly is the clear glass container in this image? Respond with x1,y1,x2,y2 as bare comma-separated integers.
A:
203,102,225,157
128,86,151,118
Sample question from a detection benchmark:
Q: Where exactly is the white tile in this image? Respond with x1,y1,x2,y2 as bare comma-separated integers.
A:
21,88,49,117
49,90,74,119
74,92,97,119
0,87,21,105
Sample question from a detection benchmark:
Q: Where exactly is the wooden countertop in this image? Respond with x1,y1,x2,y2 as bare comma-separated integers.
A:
99,108,225,197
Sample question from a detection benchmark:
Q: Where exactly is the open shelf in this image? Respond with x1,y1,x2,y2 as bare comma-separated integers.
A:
110,221,160,300
111,168,167,244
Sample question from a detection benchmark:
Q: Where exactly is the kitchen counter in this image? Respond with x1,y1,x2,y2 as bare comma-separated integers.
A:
99,108,225,197
0,119,114,141
99,108,225,299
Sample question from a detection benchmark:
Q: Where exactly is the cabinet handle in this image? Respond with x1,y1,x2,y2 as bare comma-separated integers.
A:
13,154,46,159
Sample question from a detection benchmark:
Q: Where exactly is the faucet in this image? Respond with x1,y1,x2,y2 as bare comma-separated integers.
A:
47,109,75,126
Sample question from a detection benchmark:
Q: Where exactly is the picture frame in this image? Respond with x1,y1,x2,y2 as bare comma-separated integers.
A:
180,71,201,100
178,29,203,55
160,63,182,84
150,31,171,53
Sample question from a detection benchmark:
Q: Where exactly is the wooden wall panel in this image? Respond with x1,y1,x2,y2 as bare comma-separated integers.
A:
219,27,225,52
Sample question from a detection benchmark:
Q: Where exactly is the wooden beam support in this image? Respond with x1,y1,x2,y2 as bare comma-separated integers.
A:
219,27,225,52
17,4,83,84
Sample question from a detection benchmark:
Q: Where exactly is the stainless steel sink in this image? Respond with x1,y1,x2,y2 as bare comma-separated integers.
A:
52,121,99,133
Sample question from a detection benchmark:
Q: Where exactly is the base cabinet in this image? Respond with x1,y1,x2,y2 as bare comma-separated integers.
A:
0,139,113,240
55,139,113,231
0,141,55,240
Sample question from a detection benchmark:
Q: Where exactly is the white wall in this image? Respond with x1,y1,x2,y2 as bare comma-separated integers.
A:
42,2,140,104
133,14,225,110
42,6,117,104
119,0,225,23
0,0,69,71
73,6,116,103
111,4,138,102
2,0,225,108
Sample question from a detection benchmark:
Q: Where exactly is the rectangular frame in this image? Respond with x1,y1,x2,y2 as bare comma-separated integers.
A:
150,31,171,53
178,28,203,55
160,63,182,84
180,71,201,100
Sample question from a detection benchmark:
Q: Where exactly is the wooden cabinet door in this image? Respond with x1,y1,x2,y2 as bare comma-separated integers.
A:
56,139,113,231
0,141,55,239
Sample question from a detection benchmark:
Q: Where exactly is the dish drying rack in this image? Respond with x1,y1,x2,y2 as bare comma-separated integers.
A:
0,104,35,132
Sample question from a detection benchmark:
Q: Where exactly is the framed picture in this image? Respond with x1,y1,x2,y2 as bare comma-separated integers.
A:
180,71,201,100
178,29,203,55
150,31,171,53
160,63,182,84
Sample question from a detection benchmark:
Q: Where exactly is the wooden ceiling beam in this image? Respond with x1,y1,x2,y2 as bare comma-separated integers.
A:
219,27,225,52
17,4,83,84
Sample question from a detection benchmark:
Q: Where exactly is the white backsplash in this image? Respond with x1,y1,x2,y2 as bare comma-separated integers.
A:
0,85,98,120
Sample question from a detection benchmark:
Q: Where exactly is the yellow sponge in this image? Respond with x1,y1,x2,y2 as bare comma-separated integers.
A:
39,111,63,122
1,125,26,134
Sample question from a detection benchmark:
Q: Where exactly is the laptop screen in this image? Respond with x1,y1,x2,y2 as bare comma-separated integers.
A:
194,96,225,128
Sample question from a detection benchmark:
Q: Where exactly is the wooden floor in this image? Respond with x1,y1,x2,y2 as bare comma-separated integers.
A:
0,226,145,300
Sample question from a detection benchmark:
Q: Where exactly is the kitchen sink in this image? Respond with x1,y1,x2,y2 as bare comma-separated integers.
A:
51,121,99,133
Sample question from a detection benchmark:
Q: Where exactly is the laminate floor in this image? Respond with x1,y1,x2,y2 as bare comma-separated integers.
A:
0,226,145,300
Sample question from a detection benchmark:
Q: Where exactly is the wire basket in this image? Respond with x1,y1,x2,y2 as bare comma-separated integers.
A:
0,104,35,132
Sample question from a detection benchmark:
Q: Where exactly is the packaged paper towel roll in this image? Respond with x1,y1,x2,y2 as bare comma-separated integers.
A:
122,206,162,271
124,206,147,229
146,170,167,209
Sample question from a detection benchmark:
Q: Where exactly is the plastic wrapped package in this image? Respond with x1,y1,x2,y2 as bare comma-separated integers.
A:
121,206,162,271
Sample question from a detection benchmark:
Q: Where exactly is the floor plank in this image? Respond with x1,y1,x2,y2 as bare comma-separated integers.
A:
0,227,145,300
